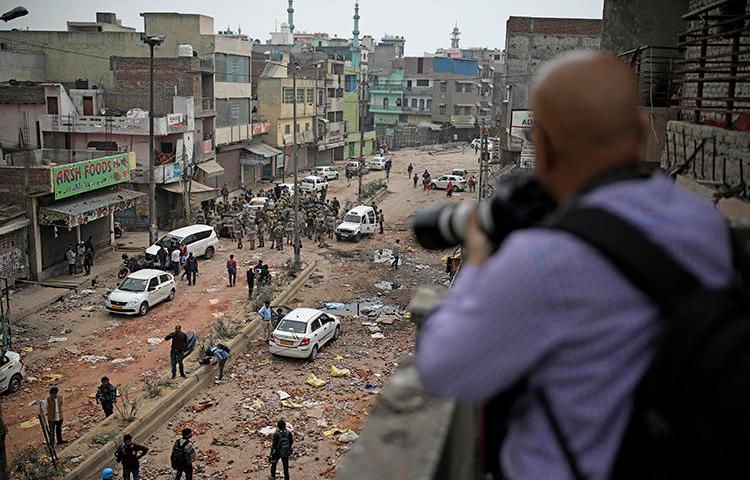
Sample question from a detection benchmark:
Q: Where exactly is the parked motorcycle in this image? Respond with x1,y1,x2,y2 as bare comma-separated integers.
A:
117,253,156,279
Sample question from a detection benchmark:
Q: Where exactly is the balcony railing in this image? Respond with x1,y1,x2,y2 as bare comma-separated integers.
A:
402,105,432,114
405,85,433,95
199,97,215,111
38,114,186,136
369,104,403,113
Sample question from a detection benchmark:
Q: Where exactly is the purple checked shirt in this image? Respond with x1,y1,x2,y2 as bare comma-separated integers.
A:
417,174,732,480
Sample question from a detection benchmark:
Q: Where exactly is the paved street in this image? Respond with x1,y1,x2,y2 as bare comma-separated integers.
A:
2,147,477,471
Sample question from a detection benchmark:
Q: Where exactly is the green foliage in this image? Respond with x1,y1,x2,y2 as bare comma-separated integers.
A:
362,179,388,199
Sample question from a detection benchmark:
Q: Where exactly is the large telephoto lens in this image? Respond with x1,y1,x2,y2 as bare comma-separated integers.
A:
413,202,475,250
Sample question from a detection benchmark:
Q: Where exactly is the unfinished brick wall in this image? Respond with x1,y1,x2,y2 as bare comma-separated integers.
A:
679,0,750,127
662,121,750,191
105,57,202,115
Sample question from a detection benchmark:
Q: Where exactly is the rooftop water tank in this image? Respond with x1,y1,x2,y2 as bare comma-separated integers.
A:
178,44,194,58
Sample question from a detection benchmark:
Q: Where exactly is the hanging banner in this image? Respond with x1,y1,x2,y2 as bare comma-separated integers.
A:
52,153,132,200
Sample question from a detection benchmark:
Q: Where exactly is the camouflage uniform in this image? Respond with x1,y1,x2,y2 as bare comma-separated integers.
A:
257,219,265,248
246,222,256,250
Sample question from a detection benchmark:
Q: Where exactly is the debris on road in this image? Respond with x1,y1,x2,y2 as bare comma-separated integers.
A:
79,355,107,364
324,302,346,310
338,430,359,443
111,356,135,364
18,418,40,429
276,390,291,400
48,336,68,343
371,333,385,339
281,399,305,409
306,373,327,388
194,400,215,412
208,298,219,305
330,365,351,377
147,338,164,346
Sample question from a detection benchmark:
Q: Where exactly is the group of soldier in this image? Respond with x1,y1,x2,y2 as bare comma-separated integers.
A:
203,186,350,253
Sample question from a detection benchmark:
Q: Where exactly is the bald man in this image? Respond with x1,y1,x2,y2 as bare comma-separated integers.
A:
417,52,732,479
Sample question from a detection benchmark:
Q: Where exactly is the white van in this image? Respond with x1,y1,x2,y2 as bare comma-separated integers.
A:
299,175,329,193
312,166,339,180
145,224,219,261
335,205,377,242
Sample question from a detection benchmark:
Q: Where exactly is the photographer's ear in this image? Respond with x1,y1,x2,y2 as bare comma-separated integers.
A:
533,122,555,180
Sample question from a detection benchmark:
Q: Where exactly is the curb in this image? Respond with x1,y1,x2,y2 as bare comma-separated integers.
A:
63,261,319,479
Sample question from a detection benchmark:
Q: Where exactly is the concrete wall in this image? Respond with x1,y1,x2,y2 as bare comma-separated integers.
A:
0,51,46,82
0,226,29,287
602,0,688,53
0,103,46,150
502,17,602,150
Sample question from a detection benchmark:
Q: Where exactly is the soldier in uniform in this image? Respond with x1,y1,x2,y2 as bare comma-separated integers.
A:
327,214,336,240
286,220,294,246
257,218,266,248
246,221,256,250
274,223,284,251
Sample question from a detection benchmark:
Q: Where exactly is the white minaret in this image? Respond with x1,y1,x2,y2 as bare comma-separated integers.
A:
287,0,295,34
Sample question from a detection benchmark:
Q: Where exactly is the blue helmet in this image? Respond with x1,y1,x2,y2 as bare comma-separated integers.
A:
101,468,114,479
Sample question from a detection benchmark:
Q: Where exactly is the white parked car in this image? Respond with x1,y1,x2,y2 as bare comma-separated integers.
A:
451,168,468,178
269,308,341,360
312,166,340,180
0,351,25,394
431,175,468,192
299,175,329,193
366,156,388,170
345,161,368,175
106,269,176,316
470,138,493,150
247,197,269,210
145,224,219,261
336,205,377,242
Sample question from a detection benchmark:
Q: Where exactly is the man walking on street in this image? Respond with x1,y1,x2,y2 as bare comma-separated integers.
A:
65,245,76,275
379,209,385,234
270,419,293,480
83,247,93,276
413,173,419,188
165,325,188,379
227,254,238,287
157,245,168,271
258,300,273,339
95,376,117,418
171,428,196,480
391,239,400,270
186,253,198,286
85,236,95,265
407,163,413,178
43,386,64,445
246,265,255,300
117,434,149,480
221,183,229,204
171,247,180,275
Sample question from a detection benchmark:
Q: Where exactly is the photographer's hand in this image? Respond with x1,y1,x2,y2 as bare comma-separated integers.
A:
465,209,492,266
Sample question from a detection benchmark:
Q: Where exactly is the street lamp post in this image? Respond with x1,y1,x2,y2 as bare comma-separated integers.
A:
263,52,322,267
143,35,165,246
1,6,28,22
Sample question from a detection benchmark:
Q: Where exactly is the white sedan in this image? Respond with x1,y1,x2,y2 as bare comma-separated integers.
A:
0,351,25,394
366,156,388,170
247,197,269,210
269,308,341,360
105,269,176,316
431,175,468,192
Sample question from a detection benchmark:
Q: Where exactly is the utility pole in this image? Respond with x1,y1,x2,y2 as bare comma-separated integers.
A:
292,53,301,266
357,72,368,201
143,35,165,245
478,126,490,201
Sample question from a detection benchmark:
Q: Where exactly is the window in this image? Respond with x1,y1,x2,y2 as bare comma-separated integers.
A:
320,314,332,324
327,111,336,122
417,57,424,74
215,53,250,83
159,274,171,284
82,96,94,116
396,98,402,107
307,88,314,104
295,123,300,132
216,99,250,128
47,96,59,114
439,105,446,115
328,88,336,98
305,122,310,131
440,82,447,93
230,102,241,122
416,79,429,87
426,99,432,109
318,89,324,106
148,278,158,290
419,99,425,109
335,111,344,122
311,319,322,331
455,82,462,93
285,124,291,134
454,105,460,115
296,88,305,103
383,98,389,108
406,80,412,88
283,88,295,104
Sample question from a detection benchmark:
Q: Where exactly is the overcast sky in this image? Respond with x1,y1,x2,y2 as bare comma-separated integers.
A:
2,0,604,55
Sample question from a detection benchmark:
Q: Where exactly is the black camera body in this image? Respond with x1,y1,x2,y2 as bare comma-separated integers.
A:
413,172,557,251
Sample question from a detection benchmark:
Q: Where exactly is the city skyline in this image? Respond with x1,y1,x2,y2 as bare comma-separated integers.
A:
3,0,605,55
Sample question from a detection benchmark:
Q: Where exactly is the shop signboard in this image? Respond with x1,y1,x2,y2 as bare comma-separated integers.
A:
52,153,132,200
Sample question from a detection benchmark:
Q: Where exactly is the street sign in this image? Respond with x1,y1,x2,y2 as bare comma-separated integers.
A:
52,154,132,200
511,110,535,169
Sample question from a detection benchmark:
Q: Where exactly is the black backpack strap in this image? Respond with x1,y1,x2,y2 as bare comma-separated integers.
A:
538,390,587,480
545,207,702,309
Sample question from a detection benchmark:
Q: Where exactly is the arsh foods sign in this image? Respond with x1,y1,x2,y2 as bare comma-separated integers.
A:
52,154,132,200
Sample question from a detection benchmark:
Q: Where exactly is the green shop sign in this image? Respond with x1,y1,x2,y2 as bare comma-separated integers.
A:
52,154,132,200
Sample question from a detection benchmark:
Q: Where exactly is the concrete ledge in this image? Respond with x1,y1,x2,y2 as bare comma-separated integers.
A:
64,261,319,479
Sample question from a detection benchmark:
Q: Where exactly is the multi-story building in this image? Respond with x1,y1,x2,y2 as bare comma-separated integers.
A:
370,70,406,128
0,11,257,196
257,63,318,170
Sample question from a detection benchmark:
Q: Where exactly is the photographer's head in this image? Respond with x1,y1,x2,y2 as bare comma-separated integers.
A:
531,51,644,202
